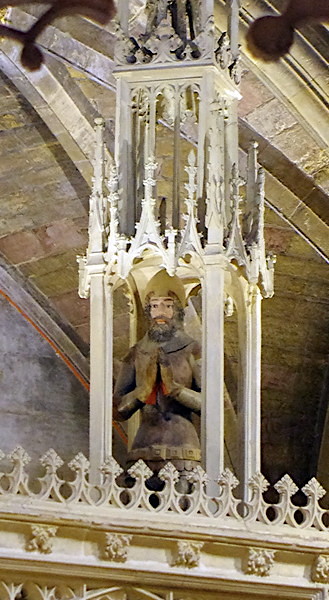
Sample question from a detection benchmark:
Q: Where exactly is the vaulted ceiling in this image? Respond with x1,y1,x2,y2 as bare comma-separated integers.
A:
0,0,328,489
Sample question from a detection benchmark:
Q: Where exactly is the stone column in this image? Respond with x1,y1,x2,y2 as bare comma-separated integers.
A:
127,286,140,450
201,253,225,492
238,283,262,500
89,269,113,483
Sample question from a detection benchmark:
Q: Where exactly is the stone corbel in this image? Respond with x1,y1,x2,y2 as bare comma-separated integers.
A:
103,533,132,562
77,255,90,299
244,547,276,576
172,540,204,568
312,555,329,584
26,524,57,554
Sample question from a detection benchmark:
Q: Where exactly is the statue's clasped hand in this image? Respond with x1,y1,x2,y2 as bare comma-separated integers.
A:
159,358,182,398
122,349,183,409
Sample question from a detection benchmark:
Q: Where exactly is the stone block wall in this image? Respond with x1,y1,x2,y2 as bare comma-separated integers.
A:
0,294,89,476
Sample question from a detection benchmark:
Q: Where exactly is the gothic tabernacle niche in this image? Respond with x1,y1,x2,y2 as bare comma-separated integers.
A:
78,0,274,500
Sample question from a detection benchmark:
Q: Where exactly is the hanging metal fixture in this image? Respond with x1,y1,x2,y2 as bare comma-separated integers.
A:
0,0,116,70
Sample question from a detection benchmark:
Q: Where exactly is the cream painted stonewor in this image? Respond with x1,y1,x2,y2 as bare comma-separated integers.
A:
79,0,273,496
2,1,327,599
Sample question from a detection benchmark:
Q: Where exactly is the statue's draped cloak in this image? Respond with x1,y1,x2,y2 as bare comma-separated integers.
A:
114,330,202,472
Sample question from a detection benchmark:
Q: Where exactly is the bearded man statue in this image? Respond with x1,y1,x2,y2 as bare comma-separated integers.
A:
113,270,201,476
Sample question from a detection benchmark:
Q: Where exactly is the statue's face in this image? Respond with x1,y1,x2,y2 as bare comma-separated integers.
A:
149,296,174,323
148,296,177,343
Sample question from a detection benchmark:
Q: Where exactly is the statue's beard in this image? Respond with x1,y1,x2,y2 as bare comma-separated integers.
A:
148,317,178,343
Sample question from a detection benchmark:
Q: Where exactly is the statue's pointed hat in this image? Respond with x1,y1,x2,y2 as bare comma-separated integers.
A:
143,270,186,307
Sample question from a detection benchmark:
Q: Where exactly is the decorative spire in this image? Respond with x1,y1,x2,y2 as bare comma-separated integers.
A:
106,164,120,264
179,150,203,258
87,118,107,256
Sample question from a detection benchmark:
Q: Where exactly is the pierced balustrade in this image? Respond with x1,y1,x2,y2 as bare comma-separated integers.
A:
0,447,328,531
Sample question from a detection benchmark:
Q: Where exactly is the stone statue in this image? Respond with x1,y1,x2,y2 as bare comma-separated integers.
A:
114,270,201,476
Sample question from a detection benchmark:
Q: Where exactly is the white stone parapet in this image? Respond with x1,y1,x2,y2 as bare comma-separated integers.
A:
0,446,328,533
0,447,328,600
